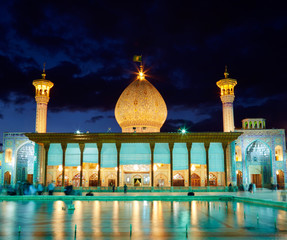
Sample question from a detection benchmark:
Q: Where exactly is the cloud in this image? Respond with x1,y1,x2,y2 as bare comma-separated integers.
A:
86,115,104,123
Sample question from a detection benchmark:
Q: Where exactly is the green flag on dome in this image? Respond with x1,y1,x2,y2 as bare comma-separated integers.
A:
133,55,142,62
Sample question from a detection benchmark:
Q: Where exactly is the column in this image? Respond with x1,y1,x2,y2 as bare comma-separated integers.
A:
186,143,192,187
97,143,102,187
150,143,155,187
79,143,85,187
116,142,121,187
169,143,174,187
204,143,210,186
222,142,228,186
61,143,67,187
43,143,50,186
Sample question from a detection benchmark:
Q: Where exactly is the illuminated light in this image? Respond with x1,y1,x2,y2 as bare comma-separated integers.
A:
178,128,187,134
75,130,81,134
77,166,81,171
236,170,238,174
115,167,118,171
191,165,196,172
153,165,158,171
96,165,99,171
58,165,63,172
276,170,279,175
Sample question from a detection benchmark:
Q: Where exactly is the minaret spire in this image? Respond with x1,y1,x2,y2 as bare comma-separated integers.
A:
216,66,237,132
33,64,54,133
42,62,46,80
224,65,229,79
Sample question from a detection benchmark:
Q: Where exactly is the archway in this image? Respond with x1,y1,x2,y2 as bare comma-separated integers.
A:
56,174,69,187
155,173,168,187
277,170,284,189
16,142,35,183
236,170,243,186
205,173,217,186
89,173,98,187
72,173,86,187
246,140,271,188
173,173,185,186
4,171,11,185
106,173,116,187
190,173,200,186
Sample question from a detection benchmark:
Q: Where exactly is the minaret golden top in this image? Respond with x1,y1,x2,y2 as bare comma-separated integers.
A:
33,64,54,102
216,66,237,97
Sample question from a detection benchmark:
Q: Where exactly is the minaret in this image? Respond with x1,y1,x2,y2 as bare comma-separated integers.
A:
33,64,54,133
216,66,237,132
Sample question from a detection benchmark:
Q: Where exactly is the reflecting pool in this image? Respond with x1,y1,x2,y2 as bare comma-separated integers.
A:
0,200,287,239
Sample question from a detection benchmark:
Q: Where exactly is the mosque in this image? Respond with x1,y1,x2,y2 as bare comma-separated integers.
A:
0,65,286,190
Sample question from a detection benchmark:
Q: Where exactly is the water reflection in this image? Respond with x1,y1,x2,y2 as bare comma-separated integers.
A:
0,200,287,239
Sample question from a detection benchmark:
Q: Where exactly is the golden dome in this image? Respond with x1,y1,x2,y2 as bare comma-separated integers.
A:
115,68,167,133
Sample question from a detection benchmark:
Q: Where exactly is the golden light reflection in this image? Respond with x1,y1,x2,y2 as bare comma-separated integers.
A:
113,201,119,233
151,201,164,236
52,201,65,239
191,201,198,225
132,201,142,234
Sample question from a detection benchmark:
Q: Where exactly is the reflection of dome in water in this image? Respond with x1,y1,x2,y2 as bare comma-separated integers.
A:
115,68,167,132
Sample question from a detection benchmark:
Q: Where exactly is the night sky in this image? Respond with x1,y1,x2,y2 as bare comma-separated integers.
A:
0,1,287,144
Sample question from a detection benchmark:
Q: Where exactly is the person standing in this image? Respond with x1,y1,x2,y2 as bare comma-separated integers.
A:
48,182,55,195
124,184,127,193
37,183,44,195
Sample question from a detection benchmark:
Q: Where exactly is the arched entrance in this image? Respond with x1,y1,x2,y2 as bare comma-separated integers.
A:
133,175,142,187
56,174,69,187
246,140,271,188
4,171,11,185
277,170,284,189
72,173,86,187
155,173,168,187
205,173,217,186
190,173,200,186
89,173,98,186
106,173,116,187
237,170,243,186
16,142,35,183
173,173,185,186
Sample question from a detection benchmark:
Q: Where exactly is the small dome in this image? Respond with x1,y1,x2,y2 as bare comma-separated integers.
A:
115,69,167,133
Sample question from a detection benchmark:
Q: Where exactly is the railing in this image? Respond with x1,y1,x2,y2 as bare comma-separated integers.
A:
53,186,228,192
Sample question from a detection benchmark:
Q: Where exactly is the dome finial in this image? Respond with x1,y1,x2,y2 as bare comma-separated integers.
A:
42,62,46,80
138,63,145,80
224,65,229,79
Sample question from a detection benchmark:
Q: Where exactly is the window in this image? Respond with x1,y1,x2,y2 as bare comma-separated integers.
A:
5,149,12,163
235,146,242,162
275,146,283,161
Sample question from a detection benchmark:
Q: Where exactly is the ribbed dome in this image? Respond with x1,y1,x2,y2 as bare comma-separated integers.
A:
115,73,167,133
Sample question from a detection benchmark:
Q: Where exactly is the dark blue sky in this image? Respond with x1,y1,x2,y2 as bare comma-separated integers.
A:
1,0,287,143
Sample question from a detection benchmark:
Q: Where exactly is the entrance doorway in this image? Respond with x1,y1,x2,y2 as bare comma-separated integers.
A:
108,179,115,187
277,170,284,189
205,173,217,186
158,179,165,187
72,173,86,187
16,143,35,182
134,178,142,186
89,173,98,186
173,173,185,186
237,171,243,186
190,173,200,186
251,174,262,188
4,171,11,185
